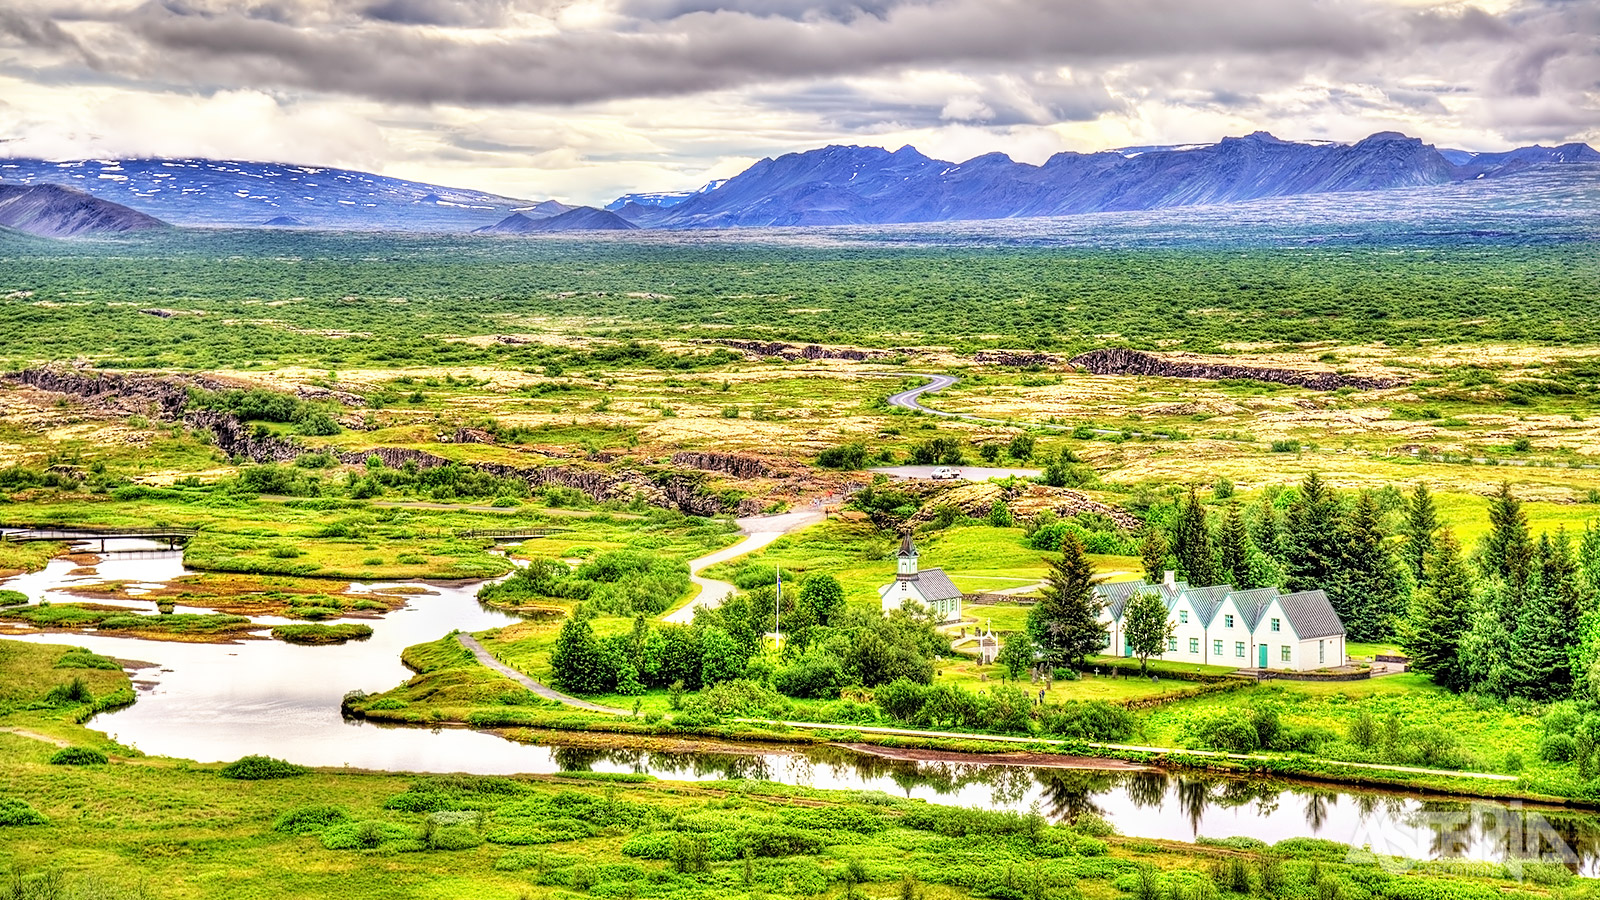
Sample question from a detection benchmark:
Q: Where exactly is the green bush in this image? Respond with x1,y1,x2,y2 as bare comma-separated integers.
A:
53,647,120,670
273,805,353,834
219,755,310,780
0,590,26,607
0,797,47,826
321,820,417,851
48,747,108,766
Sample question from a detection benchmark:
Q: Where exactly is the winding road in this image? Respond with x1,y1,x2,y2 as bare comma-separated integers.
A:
662,509,825,624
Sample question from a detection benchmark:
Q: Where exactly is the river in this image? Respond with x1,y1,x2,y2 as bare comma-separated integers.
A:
3,541,1597,872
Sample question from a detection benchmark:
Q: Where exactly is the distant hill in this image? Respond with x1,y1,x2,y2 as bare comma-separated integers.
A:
650,132,1600,229
0,158,565,232
0,183,166,238
476,206,638,234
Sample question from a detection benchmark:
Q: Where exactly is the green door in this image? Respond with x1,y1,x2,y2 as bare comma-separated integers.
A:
1258,644,1268,668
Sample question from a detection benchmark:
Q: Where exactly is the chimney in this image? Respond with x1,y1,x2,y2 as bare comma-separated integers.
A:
1163,570,1177,589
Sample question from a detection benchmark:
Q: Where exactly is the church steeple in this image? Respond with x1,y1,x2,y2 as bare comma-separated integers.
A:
896,531,918,579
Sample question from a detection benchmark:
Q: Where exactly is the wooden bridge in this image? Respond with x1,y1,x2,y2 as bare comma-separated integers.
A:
0,525,199,551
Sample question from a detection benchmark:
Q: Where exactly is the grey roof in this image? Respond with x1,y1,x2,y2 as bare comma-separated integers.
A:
1182,584,1233,626
1226,587,1279,631
1095,579,1165,620
903,567,962,601
1278,590,1345,638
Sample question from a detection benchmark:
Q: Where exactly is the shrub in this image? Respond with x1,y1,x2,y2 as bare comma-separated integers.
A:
321,820,416,851
1040,701,1135,742
219,755,310,780
817,443,869,469
273,805,353,834
49,747,108,766
1189,713,1261,753
43,676,93,706
0,797,47,826
53,647,119,670
0,589,26,607
738,825,824,857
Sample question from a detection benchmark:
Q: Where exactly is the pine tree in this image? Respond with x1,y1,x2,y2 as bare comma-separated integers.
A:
1481,482,1535,624
1025,531,1107,670
1405,530,1474,692
1123,593,1175,675
1139,528,1168,583
1510,531,1584,700
1578,522,1600,619
1331,491,1404,641
1253,495,1283,563
551,615,608,694
1172,487,1220,586
1283,472,1343,594
1399,482,1439,586
1460,600,1516,698
1217,502,1255,589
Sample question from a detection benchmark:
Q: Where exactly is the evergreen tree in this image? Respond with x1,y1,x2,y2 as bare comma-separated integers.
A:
1172,487,1220,586
1578,521,1600,617
1510,531,1583,700
1459,600,1516,698
1331,491,1405,641
1399,482,1439,586
1481,482,1535,623
551,615,608,694
1253,495,1283,563
1217,502,1256,589
1283,472,1343,594
1025,531,1107,670
1139,528,1168,584
1123,592,1175,675
1405,530,1474,692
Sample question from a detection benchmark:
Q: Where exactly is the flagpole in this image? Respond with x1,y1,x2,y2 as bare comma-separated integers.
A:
774,564,782,647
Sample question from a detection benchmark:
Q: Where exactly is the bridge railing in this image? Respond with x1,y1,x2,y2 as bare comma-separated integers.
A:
0,525,199,542
455,528,573,541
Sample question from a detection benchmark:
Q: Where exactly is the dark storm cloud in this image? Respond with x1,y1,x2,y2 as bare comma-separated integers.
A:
33,0,1416,106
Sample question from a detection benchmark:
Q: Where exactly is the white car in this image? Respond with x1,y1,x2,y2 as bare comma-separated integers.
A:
929,466,961,480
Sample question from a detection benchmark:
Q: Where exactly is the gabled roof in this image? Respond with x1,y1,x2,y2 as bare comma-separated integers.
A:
1182,584,1233,626
1278,590,1345,639
896,567,962,601
1226,587,1279,630
1094,579,1164,620
898,532,917,558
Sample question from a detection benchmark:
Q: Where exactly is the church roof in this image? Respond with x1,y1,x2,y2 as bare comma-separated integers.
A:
898,532,917,558
897,567,962,601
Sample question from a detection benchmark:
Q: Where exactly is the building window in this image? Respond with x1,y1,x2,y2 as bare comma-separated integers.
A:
1319,640,1325,664
1189,638,1199,654
1224,614,1234,628
1281,646,1291,662
1271,618,1280,632
1235,641,1245,658
1167,637,1177,652
1179,610,1188,623
1213,639,1222,656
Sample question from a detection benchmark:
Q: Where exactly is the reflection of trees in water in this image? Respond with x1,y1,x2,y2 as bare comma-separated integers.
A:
1125,772,1168,809
1296,788,1337,831
1034,769,1118,823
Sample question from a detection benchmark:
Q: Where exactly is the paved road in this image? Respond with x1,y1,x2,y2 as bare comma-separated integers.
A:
662,509,825,624
456,633,630,715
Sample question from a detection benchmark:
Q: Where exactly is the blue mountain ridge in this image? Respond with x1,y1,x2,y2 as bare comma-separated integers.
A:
0,157,568,231
0,131,1594,235
644,132,1599,229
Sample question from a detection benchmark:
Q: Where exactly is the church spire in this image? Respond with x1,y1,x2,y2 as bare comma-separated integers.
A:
897,531,918,578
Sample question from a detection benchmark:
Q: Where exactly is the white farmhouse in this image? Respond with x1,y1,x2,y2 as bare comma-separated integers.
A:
1095,572,1345,672
878,533,964,624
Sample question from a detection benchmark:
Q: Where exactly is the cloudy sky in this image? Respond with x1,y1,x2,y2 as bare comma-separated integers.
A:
0,0,1595,204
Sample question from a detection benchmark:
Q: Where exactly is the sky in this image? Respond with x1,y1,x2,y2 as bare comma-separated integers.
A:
0,0,1596,205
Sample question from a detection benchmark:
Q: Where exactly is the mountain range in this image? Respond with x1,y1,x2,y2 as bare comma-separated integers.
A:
0,131,1595,238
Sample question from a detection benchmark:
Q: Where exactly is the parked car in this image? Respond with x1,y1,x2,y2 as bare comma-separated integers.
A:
929,466,961,480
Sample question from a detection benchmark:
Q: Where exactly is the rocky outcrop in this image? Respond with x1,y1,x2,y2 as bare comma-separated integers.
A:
186,410,306,462
709,340,917,362
974,351,1061,368
15,367,198,419
670,451,770,479
1070,349,1400,391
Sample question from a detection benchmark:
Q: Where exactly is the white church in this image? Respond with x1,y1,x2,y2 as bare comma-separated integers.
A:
878,533,965,624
